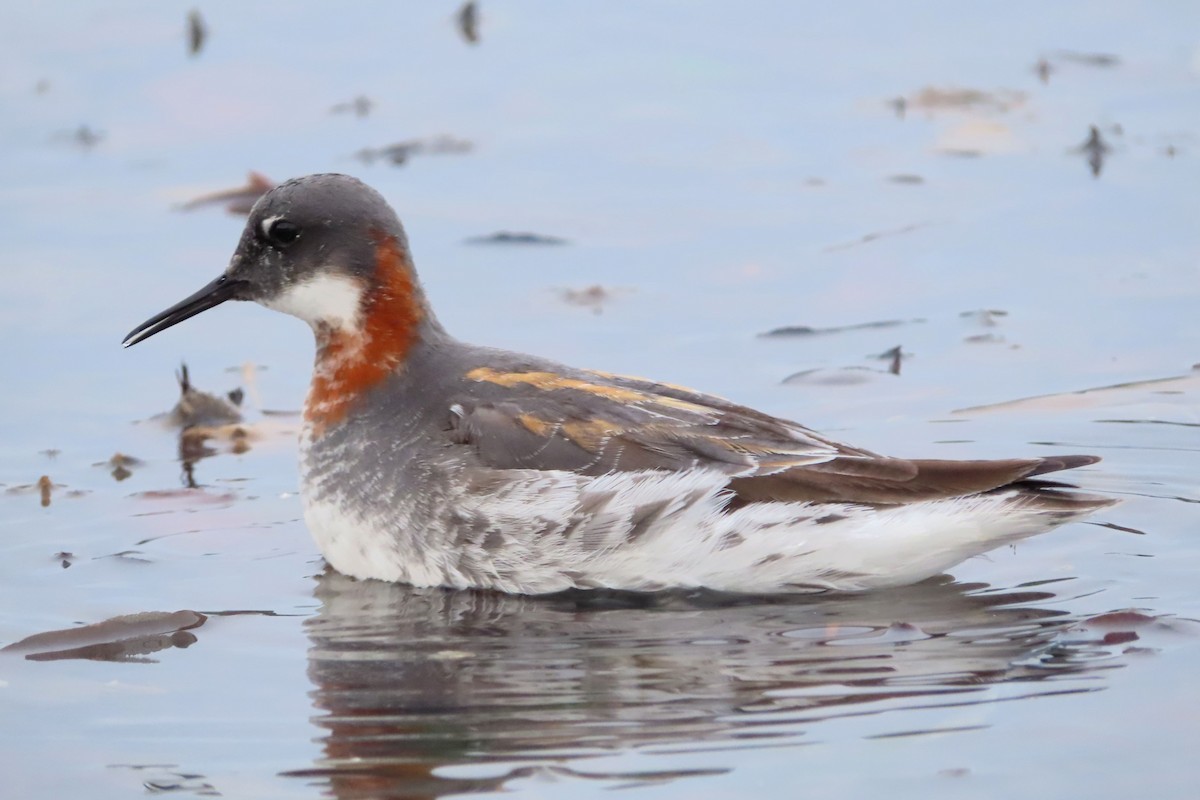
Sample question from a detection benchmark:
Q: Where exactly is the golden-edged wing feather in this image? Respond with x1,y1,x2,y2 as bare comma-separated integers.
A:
447,368,1099,505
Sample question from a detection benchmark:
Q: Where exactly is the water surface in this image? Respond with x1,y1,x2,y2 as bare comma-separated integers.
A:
2,2,1199,797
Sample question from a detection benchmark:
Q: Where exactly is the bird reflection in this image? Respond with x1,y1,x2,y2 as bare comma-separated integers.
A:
287,573,1121,798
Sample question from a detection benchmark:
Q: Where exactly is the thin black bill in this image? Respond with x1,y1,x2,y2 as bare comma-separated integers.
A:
122,275,247,347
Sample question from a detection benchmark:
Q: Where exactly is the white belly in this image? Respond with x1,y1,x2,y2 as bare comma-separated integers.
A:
296,457,1086,594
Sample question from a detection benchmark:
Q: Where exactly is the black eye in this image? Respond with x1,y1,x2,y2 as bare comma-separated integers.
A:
262,217,300,247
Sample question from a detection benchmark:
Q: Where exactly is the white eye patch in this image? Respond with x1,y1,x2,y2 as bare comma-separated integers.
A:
260,215,302,247
260,215,284,240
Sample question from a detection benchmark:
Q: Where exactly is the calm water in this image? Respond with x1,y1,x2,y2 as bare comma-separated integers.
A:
2,2,1199,798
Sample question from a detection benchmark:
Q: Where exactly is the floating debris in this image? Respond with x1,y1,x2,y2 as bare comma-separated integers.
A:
464,231,569,246
961,310,1008,342
329,95,373,117
456,1,480,45
1084,610,1158,629
141,363,297,486
96,549,153,565
5,478,83,505
179,423,251,487
963,333,1006,344
354,135,473,166
1087,520,1149,536
186,9,207,57
130,488,236,504
144,775,220,796
760,318,924,338
872,345,907,376
177,171,274,215
179,422,259,487
960,309,1008,327
823,222,930,253
1074,609,1165,647
1,610,207,662
53,124,103,150
178,429,217,485
169,363,243,429
110,766,220,797
1056,50,1120,68
887,174,924,185
94,452,144,482
39,448,60,459
1095,418,1200,429
199,424,249,455
1034,58,1054,84
54,551,74,569
906,86,1026,114
1073,125,1112,178
781,367,895,387
936,118,1019,156
888,96,907,119
558,285,623,314
953,368,1200,415
222,362,267,408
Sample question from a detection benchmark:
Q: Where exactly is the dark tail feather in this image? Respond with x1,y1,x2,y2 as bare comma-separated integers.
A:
1023,454,1102,478
730,453,1105,506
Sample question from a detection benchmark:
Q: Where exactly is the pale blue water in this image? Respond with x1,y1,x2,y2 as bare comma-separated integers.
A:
2,2,1199,797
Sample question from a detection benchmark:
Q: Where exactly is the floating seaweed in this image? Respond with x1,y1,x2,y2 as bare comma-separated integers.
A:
177,172,274,215
557,285,626,315
456,1,480,45
1,610,207,662
186,9,207,57
330,95,373,117
759,318,924,338
823,222,930,252
1073,125,1113,178
872,345,907,376
53,124,103,150
464,231,569,245
1056,50,1121,68
354,135,473,166
169,363,243,429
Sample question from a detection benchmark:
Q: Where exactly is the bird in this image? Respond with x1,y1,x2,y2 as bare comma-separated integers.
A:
124,173,1111,595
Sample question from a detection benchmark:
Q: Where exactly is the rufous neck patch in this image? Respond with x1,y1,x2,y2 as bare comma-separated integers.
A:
305,234,425,435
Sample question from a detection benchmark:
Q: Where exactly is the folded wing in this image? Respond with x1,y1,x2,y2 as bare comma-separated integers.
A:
447,368,1099,506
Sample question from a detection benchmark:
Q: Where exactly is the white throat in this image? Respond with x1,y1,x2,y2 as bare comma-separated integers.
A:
262,273,364,331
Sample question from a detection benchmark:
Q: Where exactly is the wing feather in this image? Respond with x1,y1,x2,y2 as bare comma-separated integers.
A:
448,368,1100,505
447,371,841,477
